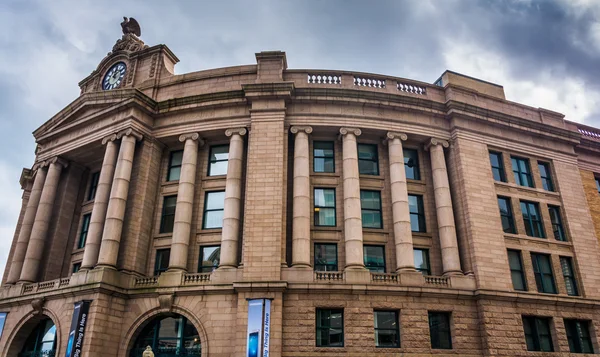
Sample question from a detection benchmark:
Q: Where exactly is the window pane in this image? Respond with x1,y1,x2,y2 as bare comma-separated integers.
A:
315,189,335,207
429,312,452,349
364,246,385,272
358,144,377,160
409,195,425,232
560,257,578,296
160,196,177,233
360,190,380,210
209,145,229,176
414,249,430,275
316,208,336,226
155,249,170,275
206,191,225,210
508,250,526,291
404,149,420,180
204,210,223,229
199,246,220,272
361,191,382,229
314,141,334,157
358,144,378,175
374,311,397,329
315,244,338,271
489,152,505,182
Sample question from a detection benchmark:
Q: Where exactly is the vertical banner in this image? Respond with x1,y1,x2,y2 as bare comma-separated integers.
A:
65,300,91,357
0,312,6,340
246,299,272,357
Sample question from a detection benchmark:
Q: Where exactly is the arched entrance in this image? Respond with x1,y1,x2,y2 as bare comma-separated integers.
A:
18,317,57,357
129,313,201,356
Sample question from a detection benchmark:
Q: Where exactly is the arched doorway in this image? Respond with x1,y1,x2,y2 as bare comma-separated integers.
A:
18,317,57,357
129,313,201,356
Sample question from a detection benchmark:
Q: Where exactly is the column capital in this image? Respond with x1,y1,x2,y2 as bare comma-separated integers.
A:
290,126,313,135
101,133,118,145
385,131,408,142
425,137,449,151
225,127,247,137
178,132,205,145
36,156,69,169
116,128,143,141
339,127,362,137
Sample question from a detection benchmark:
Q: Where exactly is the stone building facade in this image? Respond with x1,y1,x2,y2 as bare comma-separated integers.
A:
2,24,600,357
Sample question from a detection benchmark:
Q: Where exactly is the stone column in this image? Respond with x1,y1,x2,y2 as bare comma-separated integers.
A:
96,129,143,269
218,128,246,269
6,167,48,284
386,132,416,272
340,127,365,269
80,134,119,270
19,158,67,283
427,138,462,276
168,133,203,271
290,126,312,268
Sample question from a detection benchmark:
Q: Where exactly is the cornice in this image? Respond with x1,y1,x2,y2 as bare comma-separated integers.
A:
156,90,245,112
242,82,295,100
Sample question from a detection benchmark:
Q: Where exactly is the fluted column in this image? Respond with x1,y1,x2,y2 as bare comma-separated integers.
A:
6,167,48,284
340,127,365,269
386,132,416,272
19,158,68,283
168,133,203,271
290,126,313,268
80,134,119,270
427,138,462,276
96,129,143,269
219,128,246,268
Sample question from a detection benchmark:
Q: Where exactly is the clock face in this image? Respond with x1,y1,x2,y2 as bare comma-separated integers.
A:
102,62,127,90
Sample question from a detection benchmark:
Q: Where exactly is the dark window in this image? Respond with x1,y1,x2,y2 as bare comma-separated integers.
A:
512,156,534,188
374,311,400,348
361,190,382,228
522,316,553,352
497,197,516,234
429,312,452,349
167,150,183,181
130,314,201,356
364,245,385,272
564,319,594,353
198,246,220,273
408,195,426,232
159,196,177,233
87,171,100,200
507,250,527,291
538,162,554,191
208,145,229,176
531,253,557,294
202,191,225,229
154,248,170,276
314,141,335,173
358,144,379,175
72,262,81,273
404,148,420,180
596,177,600,194
489,151,506,182
77,213,91,249
316,309,344,347
19,318,57,357
560,257,579,296
314,244,338,271
414,248,431,275
521,201,545,238
548,206,566,241
314,188,336,227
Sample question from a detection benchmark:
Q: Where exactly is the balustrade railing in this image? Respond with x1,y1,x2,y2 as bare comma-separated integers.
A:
134,276,158,287
579,127,600,140
307,74,341,84
353,76,386,88
424,275,450,287
370,272,399,283
314,271,344,282
58,278,70,288
182,273,211,285
397,82,427,95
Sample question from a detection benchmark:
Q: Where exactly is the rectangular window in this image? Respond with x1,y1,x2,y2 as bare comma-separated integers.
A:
208,145,229,176
364,245,385,272
497,197,516,234
203,191,225,229
522,316,554,352
548,206,566,241
511,156,534,188
77,213,91,249
313,141,335,173
87,171,100,200
404,148,420,180
159,196,177,233
428,312,452,349
414,248,431,275
596,177,600,194
360,190,382,228
538,162,554,191
198,245,220,273
358,144,379,175
521,201,545,238
489,151,506,182
316,309,344,347
72,262,81,273
374,311,400,348
507,250,527,291
314,244,338,271
531,253,557,294
167,150,183,181
314,188,336,227
564,319,594,353
408,195,426,232
560,257,579,296
154,248,170,276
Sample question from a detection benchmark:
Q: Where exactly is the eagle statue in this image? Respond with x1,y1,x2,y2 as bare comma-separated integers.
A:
121,17,141,37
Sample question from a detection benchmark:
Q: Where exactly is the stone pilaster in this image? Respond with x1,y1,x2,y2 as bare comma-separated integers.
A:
168,133,203,271
290,126,313,268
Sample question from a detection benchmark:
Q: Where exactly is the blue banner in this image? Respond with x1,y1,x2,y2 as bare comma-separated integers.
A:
246,299,272,357
262,299,271,357
65,300,91,357
0,312,6,340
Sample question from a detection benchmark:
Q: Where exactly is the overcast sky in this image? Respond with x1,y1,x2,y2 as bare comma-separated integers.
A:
1,0,599,276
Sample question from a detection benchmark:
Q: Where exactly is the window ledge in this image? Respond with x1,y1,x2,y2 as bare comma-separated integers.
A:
198,228,223,235
312,227,342,232
311,172,341,178
359,174,384,180
202,175,227,181
154,233,173,239
81,200,94,207
406,179,425,186
161,180,180,187
504,234,572,248
494,181,561,197
362,228,388,234
412,232,432,238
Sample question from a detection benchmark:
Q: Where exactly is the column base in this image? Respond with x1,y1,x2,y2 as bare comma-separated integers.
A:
282,265,313,283
211,266,242,283
87,265,127,287
344,267,370,284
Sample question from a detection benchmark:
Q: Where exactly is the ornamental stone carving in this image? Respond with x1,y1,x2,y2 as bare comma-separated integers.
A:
178,132,203,144
116,128,144,141
339,127,362,137
225,127,247,137
290,126,313,134
425,137,450,150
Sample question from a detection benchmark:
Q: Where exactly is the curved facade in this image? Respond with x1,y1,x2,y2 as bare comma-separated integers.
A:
2,27,600,357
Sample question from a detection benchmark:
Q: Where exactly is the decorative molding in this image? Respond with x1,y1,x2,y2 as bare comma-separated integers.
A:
149,54,159,79
225,127,248,137
110,33,148,55
102,133,118,145
339,127,362,137
116,128,144,141
178,132,204,146
290,126,313,135
425,137,449,151
386,131,408,141
37,156,69,169
31,298,45,315
158,294,175,312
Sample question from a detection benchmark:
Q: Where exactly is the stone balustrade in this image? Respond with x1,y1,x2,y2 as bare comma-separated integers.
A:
182,273,212,285
314,271,345,282
353,76,386,88
397,82,427,95
424,275,450,287
134,276,158,287
370,273,399,284
307,74,341,84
